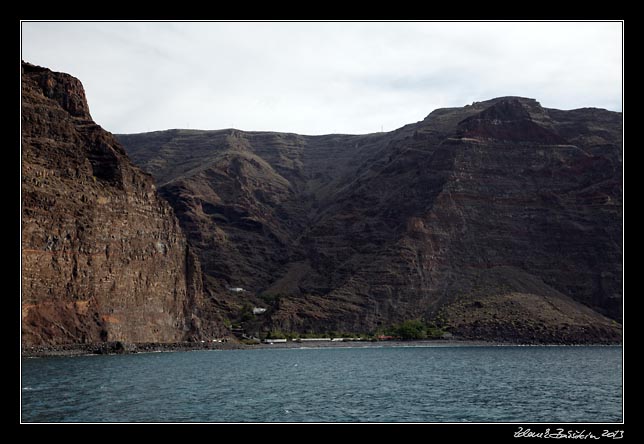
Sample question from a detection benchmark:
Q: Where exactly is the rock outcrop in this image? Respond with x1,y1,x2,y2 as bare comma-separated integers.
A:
21,62,223,346
119,96,622,343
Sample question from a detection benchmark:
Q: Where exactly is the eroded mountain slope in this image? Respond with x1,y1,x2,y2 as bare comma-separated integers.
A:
118,97,622,343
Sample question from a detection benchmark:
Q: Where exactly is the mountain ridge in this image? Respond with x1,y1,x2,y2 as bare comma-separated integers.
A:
118,96,622,343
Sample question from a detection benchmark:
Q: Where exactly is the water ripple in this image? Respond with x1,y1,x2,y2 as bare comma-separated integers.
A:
21,345,622,423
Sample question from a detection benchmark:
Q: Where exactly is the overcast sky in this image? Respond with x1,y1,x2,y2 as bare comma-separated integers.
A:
21,21,622,135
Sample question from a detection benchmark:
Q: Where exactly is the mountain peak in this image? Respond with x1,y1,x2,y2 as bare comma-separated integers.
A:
475,96,540,106
456,97,565,144
22,61,92,120
419,97,551,137
474,97,533,120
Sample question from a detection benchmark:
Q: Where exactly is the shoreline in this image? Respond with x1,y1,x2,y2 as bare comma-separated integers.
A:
21,338,622,358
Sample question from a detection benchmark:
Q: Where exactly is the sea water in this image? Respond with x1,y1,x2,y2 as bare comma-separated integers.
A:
21,345,622,423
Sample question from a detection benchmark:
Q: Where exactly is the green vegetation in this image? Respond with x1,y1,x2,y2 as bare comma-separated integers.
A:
266,330,287,340
383,320,447,340
393,320,427,340
297,331,331,339
259,293,282,309
426,326,446,339
240,303,254,322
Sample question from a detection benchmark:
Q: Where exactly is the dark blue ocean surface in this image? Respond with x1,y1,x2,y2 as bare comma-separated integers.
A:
21,345,622,423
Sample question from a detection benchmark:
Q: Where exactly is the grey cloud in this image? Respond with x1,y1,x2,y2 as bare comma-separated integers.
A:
21,21,622,135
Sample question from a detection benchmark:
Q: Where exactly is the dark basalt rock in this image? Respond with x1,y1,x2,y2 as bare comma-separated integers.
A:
457,98,568,144
118,97,622,343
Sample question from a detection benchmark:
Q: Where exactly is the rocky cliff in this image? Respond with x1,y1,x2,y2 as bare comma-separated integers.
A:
21,62,223,346
119,96,622,344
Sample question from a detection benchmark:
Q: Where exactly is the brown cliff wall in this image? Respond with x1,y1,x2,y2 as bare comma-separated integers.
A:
21,62,220,346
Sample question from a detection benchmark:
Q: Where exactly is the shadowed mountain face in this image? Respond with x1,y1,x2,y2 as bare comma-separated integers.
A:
21,62,226,346
118,96,622,343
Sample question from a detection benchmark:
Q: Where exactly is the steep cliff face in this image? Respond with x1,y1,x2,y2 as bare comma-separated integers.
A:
312,97,622,342
21,62,221,346
119,97,622,343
